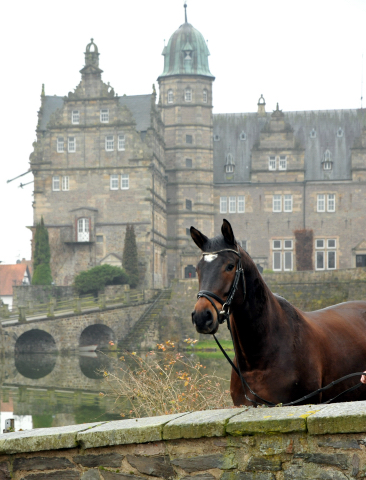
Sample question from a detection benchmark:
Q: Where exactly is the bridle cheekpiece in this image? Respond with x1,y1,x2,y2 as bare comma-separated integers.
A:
197,248,246,325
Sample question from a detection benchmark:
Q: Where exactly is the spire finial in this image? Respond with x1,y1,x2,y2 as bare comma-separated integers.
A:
184,1,187,23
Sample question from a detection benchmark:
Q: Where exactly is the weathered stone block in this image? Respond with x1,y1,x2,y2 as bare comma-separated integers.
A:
293,453,348,469
77,414,188,449
101,473,144,480
283,464,348,480
221,472,275,480
181,475,215,480
14,456,73,471
73,453,123,468
226,405,325,435
307,401,366,435
81,471,102,480
255,435,293,455
126,455,174,478
317,438,360,449
0,461,10,480
246,456,282,472
22,471,80,479
163,408,246,440
171,453,236,472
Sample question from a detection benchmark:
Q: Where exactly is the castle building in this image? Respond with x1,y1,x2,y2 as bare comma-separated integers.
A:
30,15,366,287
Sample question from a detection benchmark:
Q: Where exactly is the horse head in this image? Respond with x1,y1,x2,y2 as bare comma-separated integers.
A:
190,219,251,334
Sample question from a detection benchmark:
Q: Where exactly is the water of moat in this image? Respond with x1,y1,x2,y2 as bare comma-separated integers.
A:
0,348,232,431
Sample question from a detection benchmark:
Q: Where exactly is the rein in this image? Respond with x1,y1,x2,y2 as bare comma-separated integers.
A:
196,248,365,407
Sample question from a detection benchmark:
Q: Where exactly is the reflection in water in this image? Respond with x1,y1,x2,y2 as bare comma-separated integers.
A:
15,353,57,379
79,353,112,379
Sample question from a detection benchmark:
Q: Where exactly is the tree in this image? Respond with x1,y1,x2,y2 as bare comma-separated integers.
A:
122,224,139,288
294,229,314,271
74,264,129,296
32,217,53,285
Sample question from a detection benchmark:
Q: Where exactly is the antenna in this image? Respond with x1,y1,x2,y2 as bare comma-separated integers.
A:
361,53,364,109
184,1,187,23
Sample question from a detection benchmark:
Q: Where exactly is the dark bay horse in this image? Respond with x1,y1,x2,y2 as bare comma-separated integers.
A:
191,219,366,406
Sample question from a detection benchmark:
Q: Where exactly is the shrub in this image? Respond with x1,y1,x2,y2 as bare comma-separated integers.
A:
101,340,232,418
74,264,129,296
122,225,139,288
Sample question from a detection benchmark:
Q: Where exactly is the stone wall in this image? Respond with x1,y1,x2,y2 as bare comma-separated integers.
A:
13,285,75,309
1,401,366,479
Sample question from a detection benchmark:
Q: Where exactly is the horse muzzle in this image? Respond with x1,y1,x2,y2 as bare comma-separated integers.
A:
191,308,219,334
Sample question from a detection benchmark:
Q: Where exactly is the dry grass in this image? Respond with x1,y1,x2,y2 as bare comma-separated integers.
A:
101,340,232,418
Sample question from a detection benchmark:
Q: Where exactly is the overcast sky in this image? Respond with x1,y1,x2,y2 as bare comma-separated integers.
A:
1,0,365,265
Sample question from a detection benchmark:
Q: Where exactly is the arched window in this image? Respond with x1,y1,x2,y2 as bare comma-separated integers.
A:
185,88,192,102
225,153,235,173
77,218,90,242
167,89,173,104
322,149,333,171
203,89,208,103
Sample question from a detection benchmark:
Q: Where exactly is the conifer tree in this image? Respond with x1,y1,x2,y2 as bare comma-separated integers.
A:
122,224,139,288
32,217,53,285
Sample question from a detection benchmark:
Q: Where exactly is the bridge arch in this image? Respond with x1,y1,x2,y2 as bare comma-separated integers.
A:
79,324,115,350
15,329,57,354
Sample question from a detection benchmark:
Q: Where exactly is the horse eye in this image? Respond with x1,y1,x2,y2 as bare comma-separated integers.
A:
226,264,235,272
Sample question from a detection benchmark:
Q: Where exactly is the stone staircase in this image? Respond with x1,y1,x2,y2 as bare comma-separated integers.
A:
120,289,172,350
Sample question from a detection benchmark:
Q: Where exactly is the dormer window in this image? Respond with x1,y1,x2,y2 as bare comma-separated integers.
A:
185,88,192,102
203,89,208,103
337,127,343,137
214,134,220,141
167,89,173,104
310,128,316,138
240,131,246,141
225,153,235,173
322,149,333,170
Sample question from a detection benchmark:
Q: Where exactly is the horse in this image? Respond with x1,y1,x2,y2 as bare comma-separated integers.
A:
190,219,366,406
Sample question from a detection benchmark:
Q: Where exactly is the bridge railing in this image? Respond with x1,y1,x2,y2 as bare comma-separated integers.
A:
0,288,150,323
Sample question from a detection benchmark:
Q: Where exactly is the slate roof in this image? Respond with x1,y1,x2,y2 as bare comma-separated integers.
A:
39,94,152,132
0,264,30,296
213,109,366,184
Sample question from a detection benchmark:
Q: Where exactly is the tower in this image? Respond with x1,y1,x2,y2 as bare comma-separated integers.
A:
158,6,215,280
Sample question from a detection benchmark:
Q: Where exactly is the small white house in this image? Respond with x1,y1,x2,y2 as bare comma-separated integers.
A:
0,263,31,308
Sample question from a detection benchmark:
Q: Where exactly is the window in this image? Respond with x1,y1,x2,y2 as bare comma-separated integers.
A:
315,238,337,270
229,196,236,213
77,218,90,242
186,199,192,210
284,194,293,212
100,109,109,123
62,176,69,191
317,194,325,212
220,196,227,213
322,149,332,170
68,137,75,152
323,161,332,170
110,174,118,190
72,110,79,124
214,134,220,141
337,127,343,137
167,89,173,104
226,164,234,173
57,137,64,153
96,235,103,243
52,176,60,191
118,135,125,151
240,131,246,141
185,158,192,168
272,239,293,271
105,135,114,151
273,195,282,212
186,134,193,144
310,128,316,138
121,174,129,189
203,89,208,103
279,156,287,170
238,196,245,213
185,88,192,102
327,194,335,212
269,157,276,170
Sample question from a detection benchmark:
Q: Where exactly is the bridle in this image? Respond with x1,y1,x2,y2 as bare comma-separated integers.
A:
197,248,246,325
195,247,365,407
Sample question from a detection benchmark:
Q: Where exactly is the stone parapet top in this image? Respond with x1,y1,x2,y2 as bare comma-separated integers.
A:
1,401,366,454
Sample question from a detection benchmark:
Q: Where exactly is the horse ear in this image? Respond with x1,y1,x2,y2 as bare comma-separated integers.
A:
221,219,236,245
190,226,209,250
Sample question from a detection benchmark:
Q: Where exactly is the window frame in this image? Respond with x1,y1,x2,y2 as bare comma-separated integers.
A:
220,196,227,214
57,137,64,153
225,164,234,173
269,156,276,170
316,250,325,270
283,194,293,213
52,176,60,191
273,240,282,250
238,196,245,213
185,88,192,102
327,194,335,212
100,109,109,123
327,239,336,249
186,134,193,144
105,135,114,152
121,174,129,190
327,250,336,270
185,199,192,210
77,217,90,242
118,134,125,151
185,158,193,168
203,89,208,103
273,251,282,271
110,174,119,190
273,194,282,212
62,176,69,191
317,194,325,212
72,110,80,124
167,89,173,104
229,196,236,213
284,251,293,271
68,137,76,153
279,156,287,171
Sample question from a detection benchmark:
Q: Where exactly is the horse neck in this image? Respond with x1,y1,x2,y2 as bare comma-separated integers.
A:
230,258,290,369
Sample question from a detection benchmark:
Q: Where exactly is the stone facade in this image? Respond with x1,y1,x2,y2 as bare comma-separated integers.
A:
29,19,366,288
2,402,366,479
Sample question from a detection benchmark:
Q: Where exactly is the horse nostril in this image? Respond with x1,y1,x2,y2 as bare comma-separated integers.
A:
204,309,213,324
191,311,196,324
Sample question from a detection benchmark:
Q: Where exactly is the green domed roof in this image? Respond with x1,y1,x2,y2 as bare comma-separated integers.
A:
159,22,214,78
